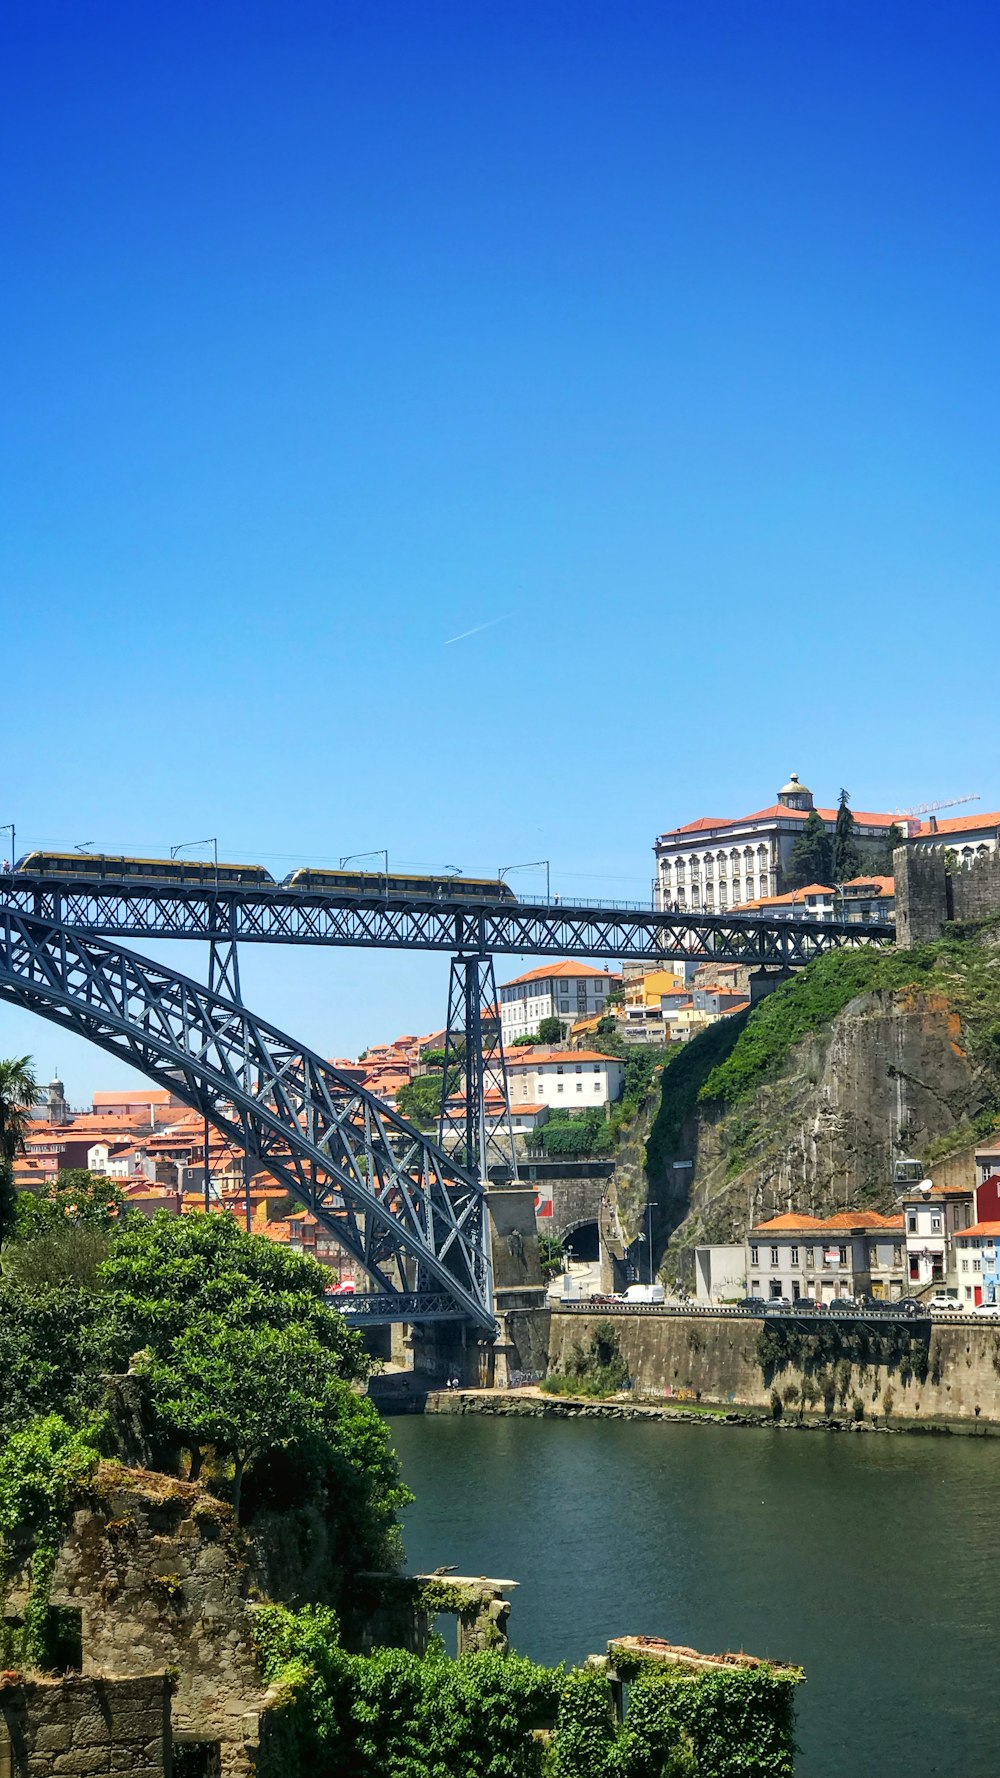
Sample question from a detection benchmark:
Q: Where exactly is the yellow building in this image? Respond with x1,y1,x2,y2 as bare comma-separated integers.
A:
623,967,686,1007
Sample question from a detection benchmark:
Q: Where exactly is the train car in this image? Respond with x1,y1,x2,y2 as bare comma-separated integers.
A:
281,867,517,902
14,851,275,887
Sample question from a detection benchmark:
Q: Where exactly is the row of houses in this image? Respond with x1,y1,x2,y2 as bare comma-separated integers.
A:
696,1147,1000,1306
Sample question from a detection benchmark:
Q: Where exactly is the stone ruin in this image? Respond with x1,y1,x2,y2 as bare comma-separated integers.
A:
0,1462,517,1777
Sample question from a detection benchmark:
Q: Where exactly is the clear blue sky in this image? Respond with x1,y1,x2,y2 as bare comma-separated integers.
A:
2,1,999,1098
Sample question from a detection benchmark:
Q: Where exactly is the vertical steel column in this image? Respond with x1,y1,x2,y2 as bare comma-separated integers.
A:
206,905,243,1213
438,953,518,1186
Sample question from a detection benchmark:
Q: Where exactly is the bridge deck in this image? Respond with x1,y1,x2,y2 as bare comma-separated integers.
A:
0,872,895,964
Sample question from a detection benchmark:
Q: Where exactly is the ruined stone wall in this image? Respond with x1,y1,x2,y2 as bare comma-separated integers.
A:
0,1673,169,1778
546,1310,1000,1424
895,843,1000,945
46,1468,267,1777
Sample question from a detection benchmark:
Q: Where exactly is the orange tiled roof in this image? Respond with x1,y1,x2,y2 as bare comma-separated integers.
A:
915,812,1000,837
506,1048,621,1066
957,1221,1000,1239
501,961,620,987
753,1209,904,1233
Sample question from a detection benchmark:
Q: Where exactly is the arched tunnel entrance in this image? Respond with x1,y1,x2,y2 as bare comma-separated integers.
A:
561,1218,601,1294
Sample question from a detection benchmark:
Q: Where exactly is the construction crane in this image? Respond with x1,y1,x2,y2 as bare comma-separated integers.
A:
894,794,980,819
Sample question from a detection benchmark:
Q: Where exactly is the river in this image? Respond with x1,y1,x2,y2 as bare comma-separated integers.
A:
390,1413,1000,1777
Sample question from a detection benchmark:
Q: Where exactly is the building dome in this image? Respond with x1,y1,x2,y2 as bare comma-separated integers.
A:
777,773,814,812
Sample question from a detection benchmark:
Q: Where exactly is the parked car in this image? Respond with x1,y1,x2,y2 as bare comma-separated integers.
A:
855,1294,884,1312
829,1297,859,1313
970,1300,1000,1317
791,1297,820,1311
763,1297,792,1313
894,1297,924,1316
738,1296,767,1311
926,1294,962,1312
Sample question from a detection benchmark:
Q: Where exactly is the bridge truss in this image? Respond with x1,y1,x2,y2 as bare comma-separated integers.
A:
0,909,495,1332
0,872,896,965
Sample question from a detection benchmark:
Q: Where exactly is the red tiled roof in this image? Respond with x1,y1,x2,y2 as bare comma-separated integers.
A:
957,1221,1000,1240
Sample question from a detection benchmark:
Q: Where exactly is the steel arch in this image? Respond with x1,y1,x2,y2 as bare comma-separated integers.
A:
0,910,495,1332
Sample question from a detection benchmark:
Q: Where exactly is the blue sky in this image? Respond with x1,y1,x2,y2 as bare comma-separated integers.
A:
2,1,999,1098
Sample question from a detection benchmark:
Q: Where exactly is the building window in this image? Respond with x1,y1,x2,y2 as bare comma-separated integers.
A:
930,1214,942,1234
750,1246,759,1265
907,1214,917,1233
962,1258,969,1273
790,1246,799,1265
770,1247,779,1266
974,1259,981,1273
893,1245,902,1266
805,1247,814,1267
839,1246,847,1264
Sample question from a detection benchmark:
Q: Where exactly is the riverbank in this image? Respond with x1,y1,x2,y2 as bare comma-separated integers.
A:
423,1385,1000,1435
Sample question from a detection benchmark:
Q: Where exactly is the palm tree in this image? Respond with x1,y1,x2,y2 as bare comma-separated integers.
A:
0,1054,38,1254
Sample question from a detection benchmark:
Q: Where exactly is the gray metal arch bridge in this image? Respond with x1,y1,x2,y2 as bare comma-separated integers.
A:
0,866,896,1332
0,908,494,1330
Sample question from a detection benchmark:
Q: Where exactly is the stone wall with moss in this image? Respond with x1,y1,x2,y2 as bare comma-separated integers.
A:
546,1309,1000,1424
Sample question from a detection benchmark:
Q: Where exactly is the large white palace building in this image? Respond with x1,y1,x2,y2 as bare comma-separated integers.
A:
653,774,899,913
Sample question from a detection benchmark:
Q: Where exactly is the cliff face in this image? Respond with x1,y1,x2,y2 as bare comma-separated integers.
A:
633,940,1000,1268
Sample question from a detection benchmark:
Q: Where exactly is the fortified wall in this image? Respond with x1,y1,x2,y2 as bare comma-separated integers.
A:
546,1309,1000,1424
895,843,1000,946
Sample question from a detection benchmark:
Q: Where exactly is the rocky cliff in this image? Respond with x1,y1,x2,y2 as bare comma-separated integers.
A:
629,938,1000,1273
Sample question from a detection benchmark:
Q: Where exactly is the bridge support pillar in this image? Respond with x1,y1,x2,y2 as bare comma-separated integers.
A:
748,966,795,1004
439,953,518,1182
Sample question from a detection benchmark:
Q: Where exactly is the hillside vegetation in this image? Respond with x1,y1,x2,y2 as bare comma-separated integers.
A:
638,934,1000,1264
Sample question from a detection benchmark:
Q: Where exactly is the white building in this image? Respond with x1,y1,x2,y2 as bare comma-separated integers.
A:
694,1244,746,1304
505,1048,625,1110
499,962,619,1047
899,1182,973,1294
654,773,899,913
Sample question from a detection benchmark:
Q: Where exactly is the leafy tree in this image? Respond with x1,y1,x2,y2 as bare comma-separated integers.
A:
832,787,862,882
0,1281,100,1436
509,1034,539,1047
880,822,906,872
93,1210,369,1378
396,1069,459,1130
140,1320,348,1513
538,1234,565,1280
537,1016,566,1044
787,811,833,888
0,1055,37,1256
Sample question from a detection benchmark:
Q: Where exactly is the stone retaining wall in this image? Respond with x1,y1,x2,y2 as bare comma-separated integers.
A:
544,1310,1000,1424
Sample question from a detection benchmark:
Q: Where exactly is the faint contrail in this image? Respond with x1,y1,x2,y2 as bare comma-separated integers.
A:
444,615,507,646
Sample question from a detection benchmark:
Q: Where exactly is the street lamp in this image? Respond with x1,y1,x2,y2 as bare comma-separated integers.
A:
498,859,551,904
0,824,14,871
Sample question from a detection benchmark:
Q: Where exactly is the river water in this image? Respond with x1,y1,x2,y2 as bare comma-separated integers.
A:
390,1413,1000,1777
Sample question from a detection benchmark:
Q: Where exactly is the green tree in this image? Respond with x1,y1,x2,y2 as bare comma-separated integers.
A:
0,1055,37,1257
832,787,862,882
538,1234,565,1280
787,811,833,888
396,1069,459,1130
537,1016,566,1044
880,822,906,872
93,1210,369,1378
140,1320,346,1513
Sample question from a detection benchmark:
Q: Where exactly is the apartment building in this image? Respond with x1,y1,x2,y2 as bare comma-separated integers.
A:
505,1048,624,1110
499,962,619,1047
746,1211,906,1303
